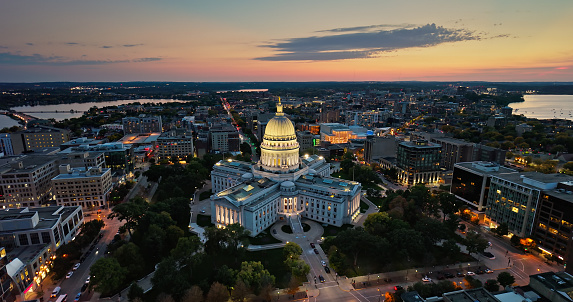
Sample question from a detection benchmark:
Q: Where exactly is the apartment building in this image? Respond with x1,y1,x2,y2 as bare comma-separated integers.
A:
122,115,163,134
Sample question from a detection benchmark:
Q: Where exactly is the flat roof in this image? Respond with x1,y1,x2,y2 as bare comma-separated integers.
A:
454,161,518,176
495,172,573,187
531,271,573,291
0,155,58,174
217,160,252,173
296,174,360,192
52,167,110,180
7,244,50,264
217,178,277,204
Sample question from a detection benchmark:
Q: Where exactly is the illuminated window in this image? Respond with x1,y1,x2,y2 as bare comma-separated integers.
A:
512,207,519,213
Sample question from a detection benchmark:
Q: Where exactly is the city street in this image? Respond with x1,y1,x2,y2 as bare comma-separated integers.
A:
40,211,124,302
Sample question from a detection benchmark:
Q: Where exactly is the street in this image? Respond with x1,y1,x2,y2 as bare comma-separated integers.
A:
41,210,124,302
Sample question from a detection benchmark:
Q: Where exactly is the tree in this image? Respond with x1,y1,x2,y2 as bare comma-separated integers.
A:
236,261,275,295
127,283,144,302
328,246,347,274
438,192,463,221
107,197,148,236
90,258,127,294
465,232,489,256
363,212,392,235
495,223,509,237
331,227,377,266
182,286,204,302
497,272,516,288
206,282,230,302
463,276,482,289
114,242,145,280
283,242,303,258
287,276,299,298
231,279,250,302
152,257,191,299
484,279,500,292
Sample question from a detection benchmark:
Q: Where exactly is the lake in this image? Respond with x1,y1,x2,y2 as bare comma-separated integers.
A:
10,99,187,121
510,95,573,121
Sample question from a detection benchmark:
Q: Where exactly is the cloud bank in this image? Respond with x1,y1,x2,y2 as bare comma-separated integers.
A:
0,52,161,65
257,23,481,61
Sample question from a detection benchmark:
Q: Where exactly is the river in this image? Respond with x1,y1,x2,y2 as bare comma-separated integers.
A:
510,95,573,121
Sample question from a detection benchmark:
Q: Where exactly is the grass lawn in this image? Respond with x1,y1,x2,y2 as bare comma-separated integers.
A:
250,229,282,245
322,224,354,237
340,246,478,278
362,181,384,191
196,214,214,227
281,225,293,234
199,191,211,201
368,196,385,208
360,201,370,213
245,248,291,288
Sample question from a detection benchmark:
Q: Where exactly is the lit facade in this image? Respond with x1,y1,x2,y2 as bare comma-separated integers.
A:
211,100,361,236
396,140,441,186
156,129,194,161
52,165,113,209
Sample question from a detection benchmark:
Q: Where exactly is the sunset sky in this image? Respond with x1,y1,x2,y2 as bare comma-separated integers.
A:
1,0,572,82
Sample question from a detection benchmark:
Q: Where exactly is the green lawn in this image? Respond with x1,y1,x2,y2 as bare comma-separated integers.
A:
244,248,291,288
249,229,282,245
196,214,214,227
360,201,370,213
281,225,293,234
322,224,354,237
199,191,211,201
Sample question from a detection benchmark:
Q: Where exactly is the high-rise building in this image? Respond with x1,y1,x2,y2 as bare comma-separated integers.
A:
364,136,397,163
430,137,474,171
396,140,441,186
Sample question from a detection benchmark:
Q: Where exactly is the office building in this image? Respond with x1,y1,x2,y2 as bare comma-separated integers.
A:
0,156,59,208
430,137,474,171
52,165,113,209
209,125,240,153
396,140,441,186
156,129,194,161
364,136,397,163
473,144,506,165
485,172,573,237
451,162,518,219
9,126,70,155
122,115,163,134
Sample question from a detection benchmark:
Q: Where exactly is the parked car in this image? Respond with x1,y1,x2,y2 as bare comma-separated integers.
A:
485,269,494,274
324,266,330,273
466,271,476,276
74,292,81,302
319,275,325,283
85,276,91,284
394,285,403,291
313,248,319,254
66,271,73,279
422,276,432,282
443,272,454,278
310,243,315,248
321,260,326,267
456,272,465,277
81,283,88,292
73,263,80,271
482,251,496,259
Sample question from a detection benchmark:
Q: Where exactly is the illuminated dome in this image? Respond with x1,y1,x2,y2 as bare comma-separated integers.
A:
264,116,296,141
259,98,300,173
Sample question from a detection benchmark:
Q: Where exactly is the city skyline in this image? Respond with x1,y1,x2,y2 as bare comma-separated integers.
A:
1,0,572,82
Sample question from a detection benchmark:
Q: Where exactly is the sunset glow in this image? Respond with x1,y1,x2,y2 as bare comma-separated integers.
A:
1,0,572,82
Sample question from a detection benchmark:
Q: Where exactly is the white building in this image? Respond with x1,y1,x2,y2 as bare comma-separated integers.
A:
51,165,113,209
211,99,362,236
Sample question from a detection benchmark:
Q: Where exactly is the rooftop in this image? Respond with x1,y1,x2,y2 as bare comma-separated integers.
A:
455,161,518,176
443,288,501,302
216,178,277,204
0,155,58,174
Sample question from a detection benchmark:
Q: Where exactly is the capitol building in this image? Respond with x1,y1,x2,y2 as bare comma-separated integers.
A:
210,99,362,236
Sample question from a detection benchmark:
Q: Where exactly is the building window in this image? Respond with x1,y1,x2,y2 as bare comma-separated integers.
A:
30,233,40,244
41,232,51,243
19,234,29,246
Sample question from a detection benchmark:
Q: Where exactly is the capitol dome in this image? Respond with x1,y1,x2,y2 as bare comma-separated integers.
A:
264,115,296,141
259,98,300,173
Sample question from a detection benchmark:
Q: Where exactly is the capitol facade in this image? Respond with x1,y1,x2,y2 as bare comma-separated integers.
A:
210,99,362,236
